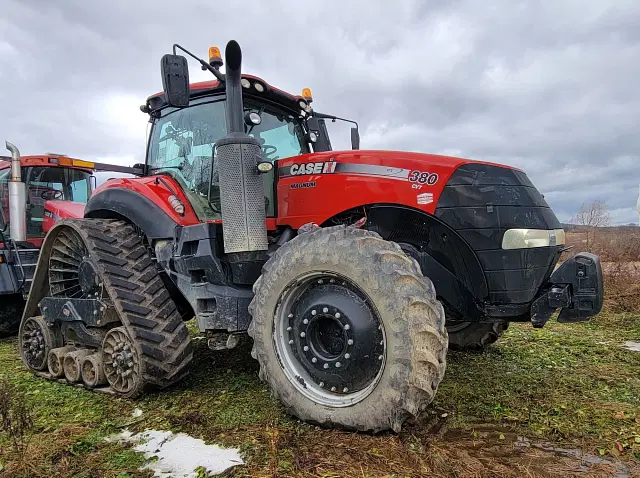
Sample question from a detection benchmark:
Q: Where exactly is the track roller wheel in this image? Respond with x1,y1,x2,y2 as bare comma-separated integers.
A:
248,226,448,433
81,353,108,388
102,327,143,398
19,316,61,371
63,349,92,383
48,346,76,378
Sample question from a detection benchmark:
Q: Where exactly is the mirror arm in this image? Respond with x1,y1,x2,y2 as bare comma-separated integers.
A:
173,44,225,82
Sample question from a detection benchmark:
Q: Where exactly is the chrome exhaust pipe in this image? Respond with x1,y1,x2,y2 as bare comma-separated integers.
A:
6,141,26,242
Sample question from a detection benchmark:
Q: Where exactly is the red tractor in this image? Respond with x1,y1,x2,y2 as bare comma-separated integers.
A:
18,41,603,432
0,145,138,337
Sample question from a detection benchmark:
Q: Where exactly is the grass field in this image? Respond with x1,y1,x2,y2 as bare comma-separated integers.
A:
1,310,639,477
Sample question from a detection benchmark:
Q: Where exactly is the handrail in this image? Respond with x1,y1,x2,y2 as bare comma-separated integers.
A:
9,239,27,290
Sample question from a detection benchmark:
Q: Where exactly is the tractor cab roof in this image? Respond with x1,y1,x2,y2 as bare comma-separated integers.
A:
0,154,94,173
145,74,311,117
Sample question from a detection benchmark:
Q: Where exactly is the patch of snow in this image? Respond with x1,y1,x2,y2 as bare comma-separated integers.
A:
622,341,640,352
108,429,244,477
131,408,143,418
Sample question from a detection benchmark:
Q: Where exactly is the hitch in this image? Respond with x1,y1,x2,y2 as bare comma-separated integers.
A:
530,252,604,328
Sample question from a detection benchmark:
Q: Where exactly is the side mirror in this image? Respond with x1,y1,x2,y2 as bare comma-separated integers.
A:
351,127,360,150
161,54,190,108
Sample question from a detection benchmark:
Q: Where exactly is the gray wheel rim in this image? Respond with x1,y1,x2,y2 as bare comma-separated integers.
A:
273,271,386,408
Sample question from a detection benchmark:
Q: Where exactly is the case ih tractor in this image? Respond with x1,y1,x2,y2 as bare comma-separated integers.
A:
17,41,603,432
0,145,137,337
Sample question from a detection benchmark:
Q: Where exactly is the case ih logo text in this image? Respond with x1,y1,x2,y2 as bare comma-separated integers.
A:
289,161,337,176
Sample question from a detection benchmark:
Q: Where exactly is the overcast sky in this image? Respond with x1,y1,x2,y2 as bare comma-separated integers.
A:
1,1,639,224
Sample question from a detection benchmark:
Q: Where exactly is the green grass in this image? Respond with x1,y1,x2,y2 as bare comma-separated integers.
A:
1,312,639,477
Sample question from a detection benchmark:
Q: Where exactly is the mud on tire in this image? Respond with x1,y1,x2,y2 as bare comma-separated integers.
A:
248,225,448,433
446,321,508,350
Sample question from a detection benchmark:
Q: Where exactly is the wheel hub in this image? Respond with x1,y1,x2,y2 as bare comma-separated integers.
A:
20,316,56,371
78,260,99,295
27,329,45,360
102,327,140,394
277,275,386,405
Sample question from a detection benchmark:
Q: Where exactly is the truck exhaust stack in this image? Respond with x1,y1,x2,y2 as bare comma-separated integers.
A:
215,40,268,283
5,141,26,242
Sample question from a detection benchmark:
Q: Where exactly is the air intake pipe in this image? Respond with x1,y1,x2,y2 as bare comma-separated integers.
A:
214,40,268,284
6,141,26,242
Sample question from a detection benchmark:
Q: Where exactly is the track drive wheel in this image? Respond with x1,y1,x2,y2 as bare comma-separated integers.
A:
248,226,448,433
19,219,193,397
446,321,508,350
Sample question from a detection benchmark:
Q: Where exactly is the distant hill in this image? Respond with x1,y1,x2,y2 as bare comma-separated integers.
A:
563,223,638,232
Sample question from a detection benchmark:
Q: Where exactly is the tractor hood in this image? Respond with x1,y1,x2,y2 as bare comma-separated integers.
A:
277,149,563,308
42,200,86,234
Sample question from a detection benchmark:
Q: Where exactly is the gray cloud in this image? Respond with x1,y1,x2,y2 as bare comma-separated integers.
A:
1,0,638,224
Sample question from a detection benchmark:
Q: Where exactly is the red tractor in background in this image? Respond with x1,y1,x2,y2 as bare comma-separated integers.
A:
17,41,603,433
0,145,138,337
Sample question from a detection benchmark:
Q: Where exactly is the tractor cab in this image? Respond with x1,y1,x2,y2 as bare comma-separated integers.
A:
142,73,343,221
0,154,92,247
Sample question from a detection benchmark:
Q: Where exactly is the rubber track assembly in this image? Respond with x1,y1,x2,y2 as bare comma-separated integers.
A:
22,219,193,398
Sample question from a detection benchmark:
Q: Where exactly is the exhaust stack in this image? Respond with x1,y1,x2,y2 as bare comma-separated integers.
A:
6,141,26,243
214,40,268,284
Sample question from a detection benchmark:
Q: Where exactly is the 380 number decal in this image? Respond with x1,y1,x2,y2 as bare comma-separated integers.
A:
408,170,439,185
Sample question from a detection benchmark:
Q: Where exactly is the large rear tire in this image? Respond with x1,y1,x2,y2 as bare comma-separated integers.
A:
446,321,508,350
0,294,25,338
248,226,448,432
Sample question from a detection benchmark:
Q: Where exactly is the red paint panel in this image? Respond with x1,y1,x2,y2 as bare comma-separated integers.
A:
93,175,200,226
276,150,515,229
42,200,86,233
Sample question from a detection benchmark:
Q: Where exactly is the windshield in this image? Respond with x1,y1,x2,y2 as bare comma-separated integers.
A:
147,97,308,220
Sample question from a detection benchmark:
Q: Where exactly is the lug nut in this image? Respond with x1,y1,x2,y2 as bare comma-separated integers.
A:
319,382,324,387
311,310,317,315
343,387,348,393
344,353,350,359
303,319,308,325
330,279,335,283
303,346,309,352
331,386,336,392
344,324,350,330
378,355,383,360
323,363,329,369
335,312,341,318
318,279,323,284
323,307,328,313
289,340,294,345
288,313,293,318
380,340,384,345
347,339,353,345
335,362,341,368
312,357,317,363
287,326,292,331
300,332,306,338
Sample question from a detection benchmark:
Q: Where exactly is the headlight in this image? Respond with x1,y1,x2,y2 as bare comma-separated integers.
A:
241,78,251,89
254,82,265,92
502,229,566,250
257,161,273,173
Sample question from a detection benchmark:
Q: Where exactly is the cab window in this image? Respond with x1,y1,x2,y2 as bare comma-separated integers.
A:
147,97,308,220
25,167,91,238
